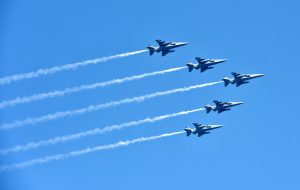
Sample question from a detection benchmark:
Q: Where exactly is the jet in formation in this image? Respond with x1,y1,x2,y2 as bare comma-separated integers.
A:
184,123,223,137
223,72,265,87
147,39,188,56
186,57,227,72
205,100,243,114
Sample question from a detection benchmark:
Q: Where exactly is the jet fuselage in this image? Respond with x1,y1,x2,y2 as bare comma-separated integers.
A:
155,42,188,52
205,101,243,113
186,58,227,72
223,73,265,87
185,124,223,137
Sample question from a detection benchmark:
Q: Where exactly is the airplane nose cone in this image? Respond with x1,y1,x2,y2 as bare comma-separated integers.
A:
214,125,223,128
179,42,189,46
215,59,227,63
236,102,244,105
250,74,265,79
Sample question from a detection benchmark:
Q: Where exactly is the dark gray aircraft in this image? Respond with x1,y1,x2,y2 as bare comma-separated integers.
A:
184,123,223,137
186,57,227,72
223,72,264,87
205,100,243,114
147,39,188,56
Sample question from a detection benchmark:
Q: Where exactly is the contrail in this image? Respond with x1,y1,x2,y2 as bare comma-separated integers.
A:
0,131,184,171
0,50,147,85
0,108,203,154
0,81,222,130
0,66,186,109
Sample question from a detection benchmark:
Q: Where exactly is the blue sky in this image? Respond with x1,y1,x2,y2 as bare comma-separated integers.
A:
0,0,300,189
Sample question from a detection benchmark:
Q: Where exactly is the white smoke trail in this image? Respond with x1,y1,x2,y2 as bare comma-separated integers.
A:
0,50,147,85
0,131,184,171
0,108,203,154
0,66,186,109
0,81,222,130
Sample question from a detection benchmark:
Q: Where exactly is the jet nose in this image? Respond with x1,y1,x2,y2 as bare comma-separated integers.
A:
256,74,265,77
179,42,189,46
236,102,244,105
213,125,223,128
214,59,227,63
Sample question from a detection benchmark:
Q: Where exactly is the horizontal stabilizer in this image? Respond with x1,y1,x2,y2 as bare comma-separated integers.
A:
204,104,213,113
222,77,232,86
186,63,195,72
147,46,156,56
184,128,192,136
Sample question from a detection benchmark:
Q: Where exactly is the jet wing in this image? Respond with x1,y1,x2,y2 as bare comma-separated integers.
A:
197,132,210,137
156,39,170,47
192,123,202,127
200,67,209,72
195,57,205,64
231,72,242,78
213,100,223,106
162,50,174,56
162,50,169,56
236,81,249,87
218,108,230,113
218,109,225,113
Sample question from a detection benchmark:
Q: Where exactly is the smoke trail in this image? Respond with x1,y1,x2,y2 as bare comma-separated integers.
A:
0,81,222,130
0,66,186,109
0,108,203,154
0,50,147,85
0,131,184,171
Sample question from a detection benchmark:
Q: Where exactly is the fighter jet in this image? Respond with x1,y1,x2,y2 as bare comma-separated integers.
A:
186,57,227,72
222,72,265,87
204,100,243,114
184,123,223,137
147,39,188,56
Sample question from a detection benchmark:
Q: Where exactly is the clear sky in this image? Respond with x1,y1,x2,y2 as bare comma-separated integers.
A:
0,0,299,189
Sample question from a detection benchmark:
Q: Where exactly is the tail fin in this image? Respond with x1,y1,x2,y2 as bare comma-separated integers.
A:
222,77,232,87
147,46,156,56
184,128,192,136
204,104,213,113
186,62,195,72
